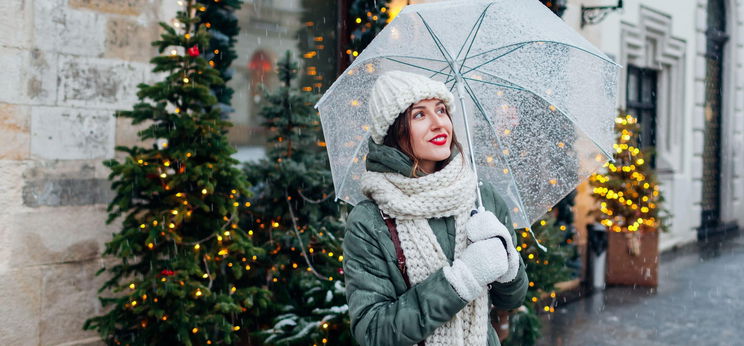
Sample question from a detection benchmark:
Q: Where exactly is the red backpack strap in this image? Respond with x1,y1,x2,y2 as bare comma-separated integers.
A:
379,210,411,288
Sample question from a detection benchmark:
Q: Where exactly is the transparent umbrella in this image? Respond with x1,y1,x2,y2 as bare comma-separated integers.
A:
316,0,619,230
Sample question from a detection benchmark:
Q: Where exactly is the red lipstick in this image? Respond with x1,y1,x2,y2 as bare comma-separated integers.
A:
429,134,448,146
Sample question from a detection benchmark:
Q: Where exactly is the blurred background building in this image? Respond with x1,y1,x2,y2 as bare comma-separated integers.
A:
564,0,742,251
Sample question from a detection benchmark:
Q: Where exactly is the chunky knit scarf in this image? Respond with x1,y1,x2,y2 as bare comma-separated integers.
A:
361,154,489,346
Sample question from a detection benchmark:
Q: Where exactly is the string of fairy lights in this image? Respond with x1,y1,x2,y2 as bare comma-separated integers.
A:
300,2,400,93
590,114,661,233
114,1,260,343
515,217,567,314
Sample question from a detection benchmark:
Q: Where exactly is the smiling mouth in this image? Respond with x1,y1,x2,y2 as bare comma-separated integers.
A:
429,134,448,145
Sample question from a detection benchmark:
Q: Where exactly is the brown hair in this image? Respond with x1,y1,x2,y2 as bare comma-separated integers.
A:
383,103,464,177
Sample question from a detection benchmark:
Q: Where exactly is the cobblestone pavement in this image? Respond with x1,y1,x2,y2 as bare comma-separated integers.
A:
537,232,744,346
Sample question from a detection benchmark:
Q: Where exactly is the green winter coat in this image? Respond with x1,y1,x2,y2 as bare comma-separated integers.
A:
342,140,529,346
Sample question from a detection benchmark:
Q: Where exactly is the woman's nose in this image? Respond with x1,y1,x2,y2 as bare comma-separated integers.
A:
430,111,446,128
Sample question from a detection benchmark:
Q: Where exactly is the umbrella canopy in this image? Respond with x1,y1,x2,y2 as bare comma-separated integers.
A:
316,0,619,229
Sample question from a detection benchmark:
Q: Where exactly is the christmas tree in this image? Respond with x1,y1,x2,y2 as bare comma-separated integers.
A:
83,2,270,344
503,216,574,346
241,51,351,345
588,113,669,234
346,0,390,63
195,0,243,119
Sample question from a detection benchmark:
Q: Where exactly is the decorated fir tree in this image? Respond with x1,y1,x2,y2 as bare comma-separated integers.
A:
588,113,669,234
553,192,581,277
503,217,574,346
195,0,242,119
241,51,351,345
519,218,574,313
83,2,269,344
347,0,391,63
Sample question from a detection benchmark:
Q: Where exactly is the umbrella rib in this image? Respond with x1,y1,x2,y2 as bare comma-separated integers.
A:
431,1,496,82
461,73,616,162
417,13,459,74
416,13,468,92
381,55,448,63
416,13,457,87
444,44,526,85
461,76,525,92
334,137,368,204
464,40,621,74
454,2,494,62
429,60,456,81
380,55,454,80
461,43,530,76
445,58,524,89
384,57,454,79
467,40,545,60
458,78,532,227
457,3,495,75
447,45,527,86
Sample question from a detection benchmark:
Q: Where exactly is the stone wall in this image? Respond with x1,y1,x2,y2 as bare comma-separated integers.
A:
0,0,172,344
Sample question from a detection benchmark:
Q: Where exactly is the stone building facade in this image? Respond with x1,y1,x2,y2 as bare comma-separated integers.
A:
0,0,179,344
561,0,744,251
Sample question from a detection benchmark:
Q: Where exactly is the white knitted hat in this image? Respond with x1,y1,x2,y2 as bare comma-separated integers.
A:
368,70,455,144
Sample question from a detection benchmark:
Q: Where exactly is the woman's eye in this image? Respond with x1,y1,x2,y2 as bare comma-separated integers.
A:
413,112,424,119
437,108,445,114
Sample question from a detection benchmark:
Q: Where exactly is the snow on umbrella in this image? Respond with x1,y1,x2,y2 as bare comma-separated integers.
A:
316,0,619,230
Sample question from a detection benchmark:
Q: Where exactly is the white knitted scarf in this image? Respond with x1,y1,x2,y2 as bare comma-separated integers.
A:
361,154,489,346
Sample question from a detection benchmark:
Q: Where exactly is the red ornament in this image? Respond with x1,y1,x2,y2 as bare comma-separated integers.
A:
160,269,175,276
338,268,344,275
187,45,200,57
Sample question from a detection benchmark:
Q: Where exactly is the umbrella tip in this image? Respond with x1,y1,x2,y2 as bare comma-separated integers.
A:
527,227,549,253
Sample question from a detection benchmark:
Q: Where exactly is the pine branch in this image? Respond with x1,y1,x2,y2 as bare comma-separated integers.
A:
286,191,328,282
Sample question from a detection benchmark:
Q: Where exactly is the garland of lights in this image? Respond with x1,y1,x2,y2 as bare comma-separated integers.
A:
347,0,391,61
589,113,668,233
195,0,243,118
83,1,269,344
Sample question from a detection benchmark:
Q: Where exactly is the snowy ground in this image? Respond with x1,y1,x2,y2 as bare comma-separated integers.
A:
538,231,744,346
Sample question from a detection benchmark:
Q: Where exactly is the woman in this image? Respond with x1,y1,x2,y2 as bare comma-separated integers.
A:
342,70,529,346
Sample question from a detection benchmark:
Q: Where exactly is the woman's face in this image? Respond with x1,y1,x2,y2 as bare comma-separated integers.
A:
407,98,452,173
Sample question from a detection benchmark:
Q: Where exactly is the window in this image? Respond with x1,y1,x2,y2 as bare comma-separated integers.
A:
619,6,686,174
626,65,657,167
700,0,728,230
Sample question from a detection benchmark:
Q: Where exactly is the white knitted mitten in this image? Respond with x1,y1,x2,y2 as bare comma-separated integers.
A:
443,238,508,301
465,208,520,283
